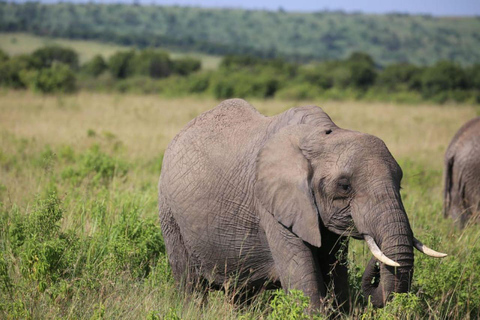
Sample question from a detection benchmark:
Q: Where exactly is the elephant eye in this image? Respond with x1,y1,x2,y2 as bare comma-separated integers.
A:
337,178,351,194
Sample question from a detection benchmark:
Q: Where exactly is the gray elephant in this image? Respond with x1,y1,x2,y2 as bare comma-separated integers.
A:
444,116,480,228
158,99,446,310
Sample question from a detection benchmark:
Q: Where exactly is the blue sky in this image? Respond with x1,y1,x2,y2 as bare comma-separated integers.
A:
43,0,480,16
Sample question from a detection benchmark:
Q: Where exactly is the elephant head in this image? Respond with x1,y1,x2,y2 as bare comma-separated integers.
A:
256,109,446,307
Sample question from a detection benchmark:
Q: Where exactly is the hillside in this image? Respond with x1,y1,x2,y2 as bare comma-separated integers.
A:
1,2,480,65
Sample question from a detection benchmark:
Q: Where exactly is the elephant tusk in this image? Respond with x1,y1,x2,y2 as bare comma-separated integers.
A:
364,235,401,267
413,237,448,258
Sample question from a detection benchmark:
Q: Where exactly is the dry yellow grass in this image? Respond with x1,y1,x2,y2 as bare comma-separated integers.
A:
1,91,476,167
2,91,476,210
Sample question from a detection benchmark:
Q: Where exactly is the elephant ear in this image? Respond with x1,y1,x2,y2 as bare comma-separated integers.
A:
255,125,321,247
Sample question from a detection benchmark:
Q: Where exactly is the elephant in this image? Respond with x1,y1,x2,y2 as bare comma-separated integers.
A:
444,116,480,228
158,99,446,310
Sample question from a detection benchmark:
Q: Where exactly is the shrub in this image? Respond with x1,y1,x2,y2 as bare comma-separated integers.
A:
210,70,281,99
61,144,128,186
220,54,262,70
466,64,480,89
83,54,107,77
108,49,136,79
267,290,310,320
185,72,211,93
102,207,165,278
0,49,9,62
297,64,333,90
32,45,79,70
275,83,318,100
376,63,423,91
421,60,468,97
172,57,201,76
21,63,76,93
133,49,173,78
346,52,377,89
0,54,41,88
8,189,82,292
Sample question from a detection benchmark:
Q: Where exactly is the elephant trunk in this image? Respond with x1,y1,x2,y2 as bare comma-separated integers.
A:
361,208,414,307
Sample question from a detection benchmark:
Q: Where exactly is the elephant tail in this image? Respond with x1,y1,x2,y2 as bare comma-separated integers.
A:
443,156,454,218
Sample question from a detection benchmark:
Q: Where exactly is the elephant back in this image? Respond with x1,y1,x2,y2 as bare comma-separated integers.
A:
446,117,480,159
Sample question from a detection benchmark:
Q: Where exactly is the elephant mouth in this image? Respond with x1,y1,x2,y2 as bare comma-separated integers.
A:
324,215,363,239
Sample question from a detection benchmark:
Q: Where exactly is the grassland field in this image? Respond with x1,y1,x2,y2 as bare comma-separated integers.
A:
1,90,480,319
0,32,222,69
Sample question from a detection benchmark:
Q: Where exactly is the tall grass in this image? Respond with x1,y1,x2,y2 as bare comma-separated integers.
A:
0,91,479,318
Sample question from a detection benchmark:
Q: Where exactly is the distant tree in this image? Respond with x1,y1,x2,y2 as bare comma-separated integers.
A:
32,46,79,70
298,64,333,89
421,61,468,97
108,50,136,79
466,64,480,89
0,54,40,88
377,63,423,90
83,54,107,77
173,57,201,76
346,52,377,89
21,63,76,93
133,49,173,78
347,51,375,67
220,55,261,70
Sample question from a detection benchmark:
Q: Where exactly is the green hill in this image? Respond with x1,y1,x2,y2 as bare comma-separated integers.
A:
1,3,480,65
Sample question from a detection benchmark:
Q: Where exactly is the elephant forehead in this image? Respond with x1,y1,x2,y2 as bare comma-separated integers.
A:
325,133,391,159
321,134,401,176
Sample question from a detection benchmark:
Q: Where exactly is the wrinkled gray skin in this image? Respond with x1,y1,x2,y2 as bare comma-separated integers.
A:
159,99,414,309
444,117,480,228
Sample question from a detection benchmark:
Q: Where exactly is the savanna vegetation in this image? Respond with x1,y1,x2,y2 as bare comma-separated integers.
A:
1,91,480,318
1,43,479,104
1,2,480,65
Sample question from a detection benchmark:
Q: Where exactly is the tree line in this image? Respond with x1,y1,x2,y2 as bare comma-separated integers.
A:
1,2,480,66
0,46,200,93
0,46,479,104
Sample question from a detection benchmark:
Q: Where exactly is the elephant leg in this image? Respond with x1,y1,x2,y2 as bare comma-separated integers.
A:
159,201,197,290
261,214,326,308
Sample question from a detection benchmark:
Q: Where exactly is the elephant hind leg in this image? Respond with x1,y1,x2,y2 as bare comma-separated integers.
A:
159,201,197,290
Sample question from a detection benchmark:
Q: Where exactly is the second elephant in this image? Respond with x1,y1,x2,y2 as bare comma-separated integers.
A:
444,116,480,228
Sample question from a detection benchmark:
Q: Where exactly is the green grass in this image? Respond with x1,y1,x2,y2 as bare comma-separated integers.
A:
0,32,222,69
0,91,479,318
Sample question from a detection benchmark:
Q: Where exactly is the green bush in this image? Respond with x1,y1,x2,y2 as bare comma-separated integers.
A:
376,63,423,91
210,70,282,99
0,54,40,88
134,49,173,78
32,45,79,70
83,54,107,77
0,49,9,62
466,64,480,89
267,290,310,320
346,52,377,89
108,49,136,79
421,61,468,97
102,207,165,278
61,144,128,186
275,83,318,100
8,190,82,292
21,63,76,93
297,64,333,90
172,57,201,76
